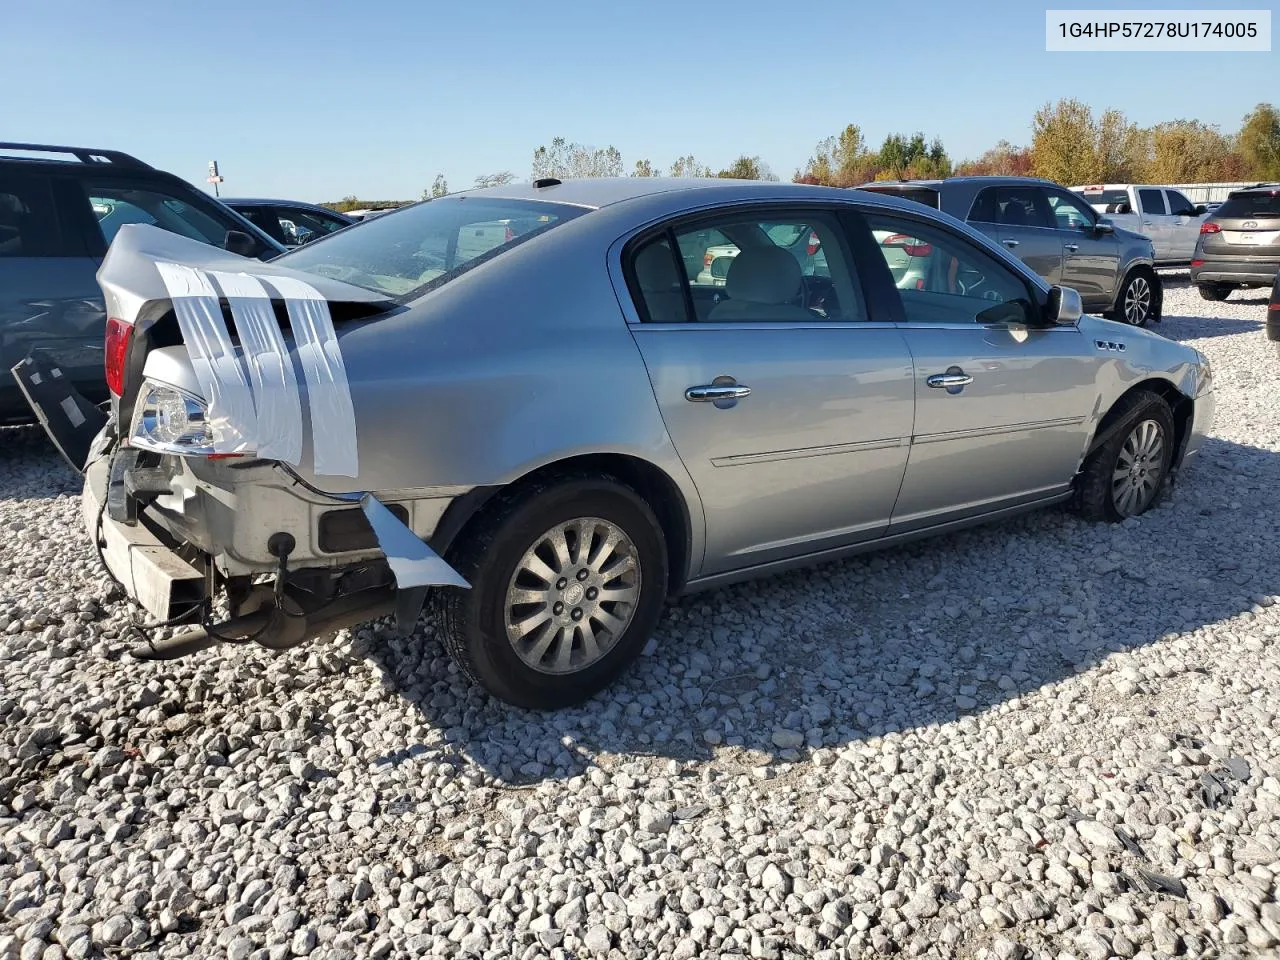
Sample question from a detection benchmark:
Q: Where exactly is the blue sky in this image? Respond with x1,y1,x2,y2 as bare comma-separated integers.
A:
3,0,1274,202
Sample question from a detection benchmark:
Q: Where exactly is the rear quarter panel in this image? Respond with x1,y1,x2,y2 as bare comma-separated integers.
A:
308,212,706,554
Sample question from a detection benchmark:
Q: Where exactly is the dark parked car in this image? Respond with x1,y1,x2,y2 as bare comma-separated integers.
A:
223,198,355,247
1190,184,1280,301
0,142,285,423
858,176,1162,326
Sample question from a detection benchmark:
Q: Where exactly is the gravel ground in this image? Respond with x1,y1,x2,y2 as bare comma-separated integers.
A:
1,276,1278,960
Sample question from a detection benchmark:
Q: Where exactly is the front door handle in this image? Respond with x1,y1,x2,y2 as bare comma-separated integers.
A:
1001,238,1019,248
926,373,973,389
686,383,751,402
1142,220,1154,226
1064,243,1079,252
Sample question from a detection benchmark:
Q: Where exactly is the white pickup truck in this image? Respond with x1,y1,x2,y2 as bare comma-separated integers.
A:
1072,184,1212,266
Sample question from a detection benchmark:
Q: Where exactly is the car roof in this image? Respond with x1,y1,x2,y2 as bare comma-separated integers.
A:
224,197,344,209
861,176,1057,189
1228,183,1280,195
461,177,892,210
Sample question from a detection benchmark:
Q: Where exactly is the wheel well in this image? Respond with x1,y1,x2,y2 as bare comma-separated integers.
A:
1090,380,1193,468
432,454,693,597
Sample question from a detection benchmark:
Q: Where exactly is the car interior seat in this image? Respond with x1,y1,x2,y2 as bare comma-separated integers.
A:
634,242,688,323
707,246,815,322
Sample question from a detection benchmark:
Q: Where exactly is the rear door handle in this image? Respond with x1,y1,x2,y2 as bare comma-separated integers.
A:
926,373,973,389
1142,220,1154,226
1064,243,1079,252
686,383,751,402
1001,238,1019,248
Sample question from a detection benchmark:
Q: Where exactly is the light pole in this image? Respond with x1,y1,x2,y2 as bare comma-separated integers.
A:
207,160,224,197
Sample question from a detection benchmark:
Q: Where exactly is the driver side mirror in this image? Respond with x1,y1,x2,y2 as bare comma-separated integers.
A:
1046,285,1083,326
1193,204,1208,216
1093,219,1115,235
224,230,260,258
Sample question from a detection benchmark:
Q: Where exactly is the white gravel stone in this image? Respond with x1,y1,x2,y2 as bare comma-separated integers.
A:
0,280,1278,957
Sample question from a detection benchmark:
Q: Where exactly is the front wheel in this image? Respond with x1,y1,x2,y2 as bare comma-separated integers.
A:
432,476,668,709
1197,283,1231,302
1076,391,1175,522
1108,270,1158,326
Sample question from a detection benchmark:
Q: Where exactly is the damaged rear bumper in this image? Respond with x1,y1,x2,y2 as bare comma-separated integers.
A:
82,428,469,658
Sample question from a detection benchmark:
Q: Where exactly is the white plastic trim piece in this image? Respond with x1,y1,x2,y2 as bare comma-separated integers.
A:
209,271,304,464
154,261,256,454
266,274,359,478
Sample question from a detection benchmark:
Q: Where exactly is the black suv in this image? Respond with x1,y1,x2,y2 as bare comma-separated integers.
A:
0,142,284,423
1191,184,1280,301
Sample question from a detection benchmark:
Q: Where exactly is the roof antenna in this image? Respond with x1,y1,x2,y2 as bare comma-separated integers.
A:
532,177,562,188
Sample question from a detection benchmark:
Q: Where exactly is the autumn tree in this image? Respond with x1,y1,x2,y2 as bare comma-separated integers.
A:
473,171,517,188
1031,98,1103,185
797,124,872,186
955,141,1034,177
716,155,778,181
1238,103,1280,180
631,159,658,177
1147,121,1233,182
422,173,448,200
1094,109,1151,181
531,137,623,179
668,155,713,177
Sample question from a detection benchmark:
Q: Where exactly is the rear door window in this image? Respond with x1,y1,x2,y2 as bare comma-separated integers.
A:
0,174,76,257
1138,188,1167,215
968,187,1053,228
1080,189,1131,210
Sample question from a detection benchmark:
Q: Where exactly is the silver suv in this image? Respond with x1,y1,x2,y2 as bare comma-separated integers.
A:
859,176,1162,326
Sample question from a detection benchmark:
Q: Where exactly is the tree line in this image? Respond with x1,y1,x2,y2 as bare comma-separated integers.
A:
322,101,1280,209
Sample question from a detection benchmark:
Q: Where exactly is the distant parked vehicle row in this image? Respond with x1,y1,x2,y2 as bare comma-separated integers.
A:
857,176,1161,326
1190,184,1280,301
1072,183,1211,266
223,198,355,247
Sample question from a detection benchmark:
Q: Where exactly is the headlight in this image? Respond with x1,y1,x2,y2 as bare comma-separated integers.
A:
128,381,219,455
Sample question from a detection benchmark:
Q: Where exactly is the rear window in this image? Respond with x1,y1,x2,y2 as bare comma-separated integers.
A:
1215,191,1280,219
275,197,586,298
1080,189,1130,208
858,186,940,209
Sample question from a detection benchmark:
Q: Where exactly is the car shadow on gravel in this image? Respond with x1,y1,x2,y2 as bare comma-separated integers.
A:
1159,314,1263,341
364,433,1280,786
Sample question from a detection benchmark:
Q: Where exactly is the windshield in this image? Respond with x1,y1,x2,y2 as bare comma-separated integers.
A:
275,196,587,298
1215,192,1280,219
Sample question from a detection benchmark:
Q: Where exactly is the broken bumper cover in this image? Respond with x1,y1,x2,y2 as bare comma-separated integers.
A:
83,434,469,652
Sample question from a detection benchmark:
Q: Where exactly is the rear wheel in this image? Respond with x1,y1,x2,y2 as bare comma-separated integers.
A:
1197,283,1231,302
432,475,668,709
1107,269,1158,326
1076,391,1175,522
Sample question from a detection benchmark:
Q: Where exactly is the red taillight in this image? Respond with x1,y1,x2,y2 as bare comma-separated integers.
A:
1200,222,1221,234
915,278,925,290
883,234,933,257
1191,259,1205,267
504,225,514,242
704,251,714,269
806,231,821,256
105,318,131,396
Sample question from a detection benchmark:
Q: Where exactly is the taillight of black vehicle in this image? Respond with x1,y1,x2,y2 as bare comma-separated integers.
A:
105,318,131,396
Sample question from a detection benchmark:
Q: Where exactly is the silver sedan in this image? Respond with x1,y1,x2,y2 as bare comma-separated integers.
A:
31,178,1215,709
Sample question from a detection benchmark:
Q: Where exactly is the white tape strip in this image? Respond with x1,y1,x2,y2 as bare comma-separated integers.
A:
155,262,257,453
266,275,359,478
209,271,304,465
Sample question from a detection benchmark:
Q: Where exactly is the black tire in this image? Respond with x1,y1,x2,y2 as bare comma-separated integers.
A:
1107,268,1159,326
1197,283,1231,302
431,475,668,710
1076,391,1176,522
